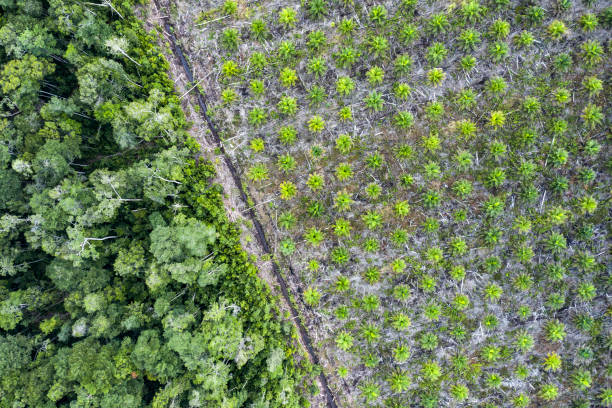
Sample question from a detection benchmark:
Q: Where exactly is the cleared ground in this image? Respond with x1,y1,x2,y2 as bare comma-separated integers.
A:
149,0,610,406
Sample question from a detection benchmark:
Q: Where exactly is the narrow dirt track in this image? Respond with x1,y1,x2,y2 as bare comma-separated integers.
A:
144,1,339,407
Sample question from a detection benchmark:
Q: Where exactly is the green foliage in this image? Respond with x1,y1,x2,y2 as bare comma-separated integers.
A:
458,28,481,51
428,13,450,34
0,2,307,406
278,7,297,29
335,331,353,351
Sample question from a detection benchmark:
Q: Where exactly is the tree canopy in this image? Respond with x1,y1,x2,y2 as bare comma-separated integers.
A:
0,0,307,406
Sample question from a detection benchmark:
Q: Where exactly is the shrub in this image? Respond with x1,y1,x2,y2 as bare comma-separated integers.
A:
426,42,448,65
337,18,355,37
307,0,327,19
456,88,476,110
280,238,296,255
220,28,239,51
388,370,411,392
581,40,604,67
459,0,485,23
273,40,296,62
338,106,353,122
222,0,238,15
335,276,350,292
583,76,603,97
539,384,558,401
489,112,507,129
425,101,444,121
367,35,389,58
248,107,267,126
306,173,324,191
512,394,530,408
394,111,414,129
250,79,265,97
334,190,353,211
572,369,592,390
278,125,297,145
361,323,380,343
489,41,509,62
460,55,477,71
335,133,353,154
514,330,534,352
221,87,238,105
335,163,353,181
450,384,469,402
579,13,598,32
307,115,325,133
428,13,450,34
421,361,442,381
246,163,269,182
599,389,612,407
308,85,326,106
249,137,265,152
369,5,388,25
277,95,297,116
335,331,353,351
544,232,567,254
366,66,384,85
364,91,384,111
453,294,470,310
582,103,604,128
304,227,324,246
249,51,267,72
394,54,413,75
307,57,327,78
394,83,412,100
222,60,240,77
336,46,359,68
450,265,467,281
458,28,481,51
394,200,410,217
277,153,296,172
489,19,510,39
399,23,419,45
278,8,297,29
362,211,383,230
485,373,502,389
515,31,535,48
331,247,349,264
427,68,445,86
419,332,439,350
554,52,572,72
336,76,355,96
547,20,567,39
526,5,545,25
481,344,501,362
279,181,297,200
392,313,411,331
334,218,351,237
545,320,566,342
250,19,268,41
307,30,327,51
279,67,297,86
366,152,384,169
359,381,380,402
303,286,321,306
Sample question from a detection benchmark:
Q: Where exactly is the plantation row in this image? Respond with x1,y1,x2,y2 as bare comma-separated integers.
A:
171,0,611,406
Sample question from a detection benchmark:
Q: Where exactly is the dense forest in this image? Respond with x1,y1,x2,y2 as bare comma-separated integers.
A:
0,0,308,406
